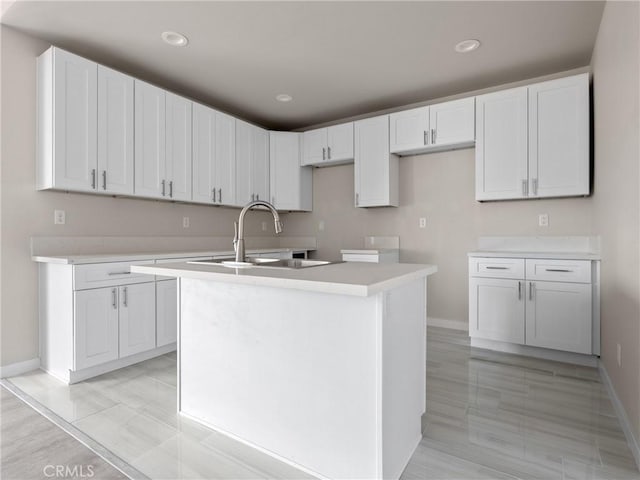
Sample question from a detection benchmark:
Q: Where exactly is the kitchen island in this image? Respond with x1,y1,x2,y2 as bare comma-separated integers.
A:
131,260,437,480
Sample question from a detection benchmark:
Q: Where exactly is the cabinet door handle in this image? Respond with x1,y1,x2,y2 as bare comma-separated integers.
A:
256,193,259,201
112,288,117,309
532,178,538,195
322,147,326,160
522,179,528,196
518,281,522,300
327,146,331,159
529,282,534,300
123,286,128,307
91,169,96,189
169,181,173,198
212,188,216,202
486,266,508,270
423,131,428,145
431,129,436,144
102,170,107,190
218,188,222,203
161,180,166,196
545,268,572,273
251,194,255,202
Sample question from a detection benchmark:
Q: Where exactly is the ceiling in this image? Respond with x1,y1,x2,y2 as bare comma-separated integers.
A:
1,1,604,130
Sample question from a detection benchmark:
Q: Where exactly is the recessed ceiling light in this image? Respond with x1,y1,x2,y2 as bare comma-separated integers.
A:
454,39,481,53
161,31,189,47
275,94,293,103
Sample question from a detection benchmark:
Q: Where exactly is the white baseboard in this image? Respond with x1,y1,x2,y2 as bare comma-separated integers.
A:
0,358,40,378
427,317,467,331
599,362,640,471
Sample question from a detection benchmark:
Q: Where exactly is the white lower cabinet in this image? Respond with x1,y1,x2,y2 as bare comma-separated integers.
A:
469,256,596,356
156,279,178,347
74,287,119,370
119,282,156,357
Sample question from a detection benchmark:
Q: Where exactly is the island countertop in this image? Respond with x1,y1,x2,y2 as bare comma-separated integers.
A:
130,261,437,297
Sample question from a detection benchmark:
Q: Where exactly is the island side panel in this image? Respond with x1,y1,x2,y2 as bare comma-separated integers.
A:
381,278,427,480
178,278,381,479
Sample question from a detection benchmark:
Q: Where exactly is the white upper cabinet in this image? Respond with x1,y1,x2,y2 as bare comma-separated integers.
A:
528,74,589,198
134,80,166,199
236,120,270,206
192,104,236,205
475,87,529,201
269,132,312,211
475,74,589,201
135,83,192,201
389,98,475,156
97,66,134,195
354,115,399,208
301,122,354,166
37,47,98,192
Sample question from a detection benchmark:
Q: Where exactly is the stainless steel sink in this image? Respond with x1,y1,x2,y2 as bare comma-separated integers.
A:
188,257,338,269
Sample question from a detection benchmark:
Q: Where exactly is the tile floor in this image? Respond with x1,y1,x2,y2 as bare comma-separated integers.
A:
7,327,640,479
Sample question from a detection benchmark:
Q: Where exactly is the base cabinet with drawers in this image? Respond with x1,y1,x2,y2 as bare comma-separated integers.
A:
469,256,597,355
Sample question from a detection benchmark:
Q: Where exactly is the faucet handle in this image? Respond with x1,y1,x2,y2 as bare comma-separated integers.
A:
233,221,239,252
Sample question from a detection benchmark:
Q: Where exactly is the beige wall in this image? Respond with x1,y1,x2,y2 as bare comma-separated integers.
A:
590,1,640,442
285,151,594,322
0,26,275,366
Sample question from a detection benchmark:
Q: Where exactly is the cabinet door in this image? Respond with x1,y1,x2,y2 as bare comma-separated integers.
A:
469,277,525,344
75,287,119,370
301,128,328,166
192,103,216,204
430,97,475,147
97,66,134,195
525,281,592,354
156,279,178,347
53,48,98,192
252,126,270,202
389,106,429,154
134,80,166,198
528,74,589,198
270,132,311,211
354,115,398,207
214,111,236,205
327,123,354,162
119,282,156,358
165,93,192,201
235,120,253,206
475,87,528,201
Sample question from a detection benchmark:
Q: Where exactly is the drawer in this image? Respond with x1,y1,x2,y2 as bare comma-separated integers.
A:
469,257,525,279
342,253,380,263
525,259,592,283
73,260,155,290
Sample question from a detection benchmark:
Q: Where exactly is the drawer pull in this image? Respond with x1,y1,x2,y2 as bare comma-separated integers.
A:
485,266,508,270
518,281,522,300
108,271,132,276
545,268,572,273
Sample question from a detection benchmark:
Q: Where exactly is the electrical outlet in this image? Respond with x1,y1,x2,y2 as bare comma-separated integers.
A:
617,343,621,366
318,220,325,231
183,217,190,228
261,221,267,231
419,217,427,228
54,210,66,225
538,214,549,227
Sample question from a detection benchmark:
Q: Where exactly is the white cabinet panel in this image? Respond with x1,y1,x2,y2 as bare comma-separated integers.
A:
269,132,312,211
165,93,192,201
468,257,525,279
214,111,236,205
528,74,589,198
429,97,475,148
301,128,327,166
525,281,592,354
156,279,177,347
354,115,398,208
75,287,119,370
327,123,354,163
236,120,269,206
389,106,429,154
97,66,134,195
469,277,525,344
475,87,528,201
119,282,156,357
301,122,354,166
134,80,166,199
252,126,270,202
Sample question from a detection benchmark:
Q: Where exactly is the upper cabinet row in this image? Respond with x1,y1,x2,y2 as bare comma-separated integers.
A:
37,47,309,211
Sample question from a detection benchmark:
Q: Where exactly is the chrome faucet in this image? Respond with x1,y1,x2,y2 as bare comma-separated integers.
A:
234,200,283,263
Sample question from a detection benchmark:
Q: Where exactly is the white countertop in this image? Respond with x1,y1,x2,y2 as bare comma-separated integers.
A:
130,261,437,297
32,247,312,265
340,248,399,254
468,250,601,260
